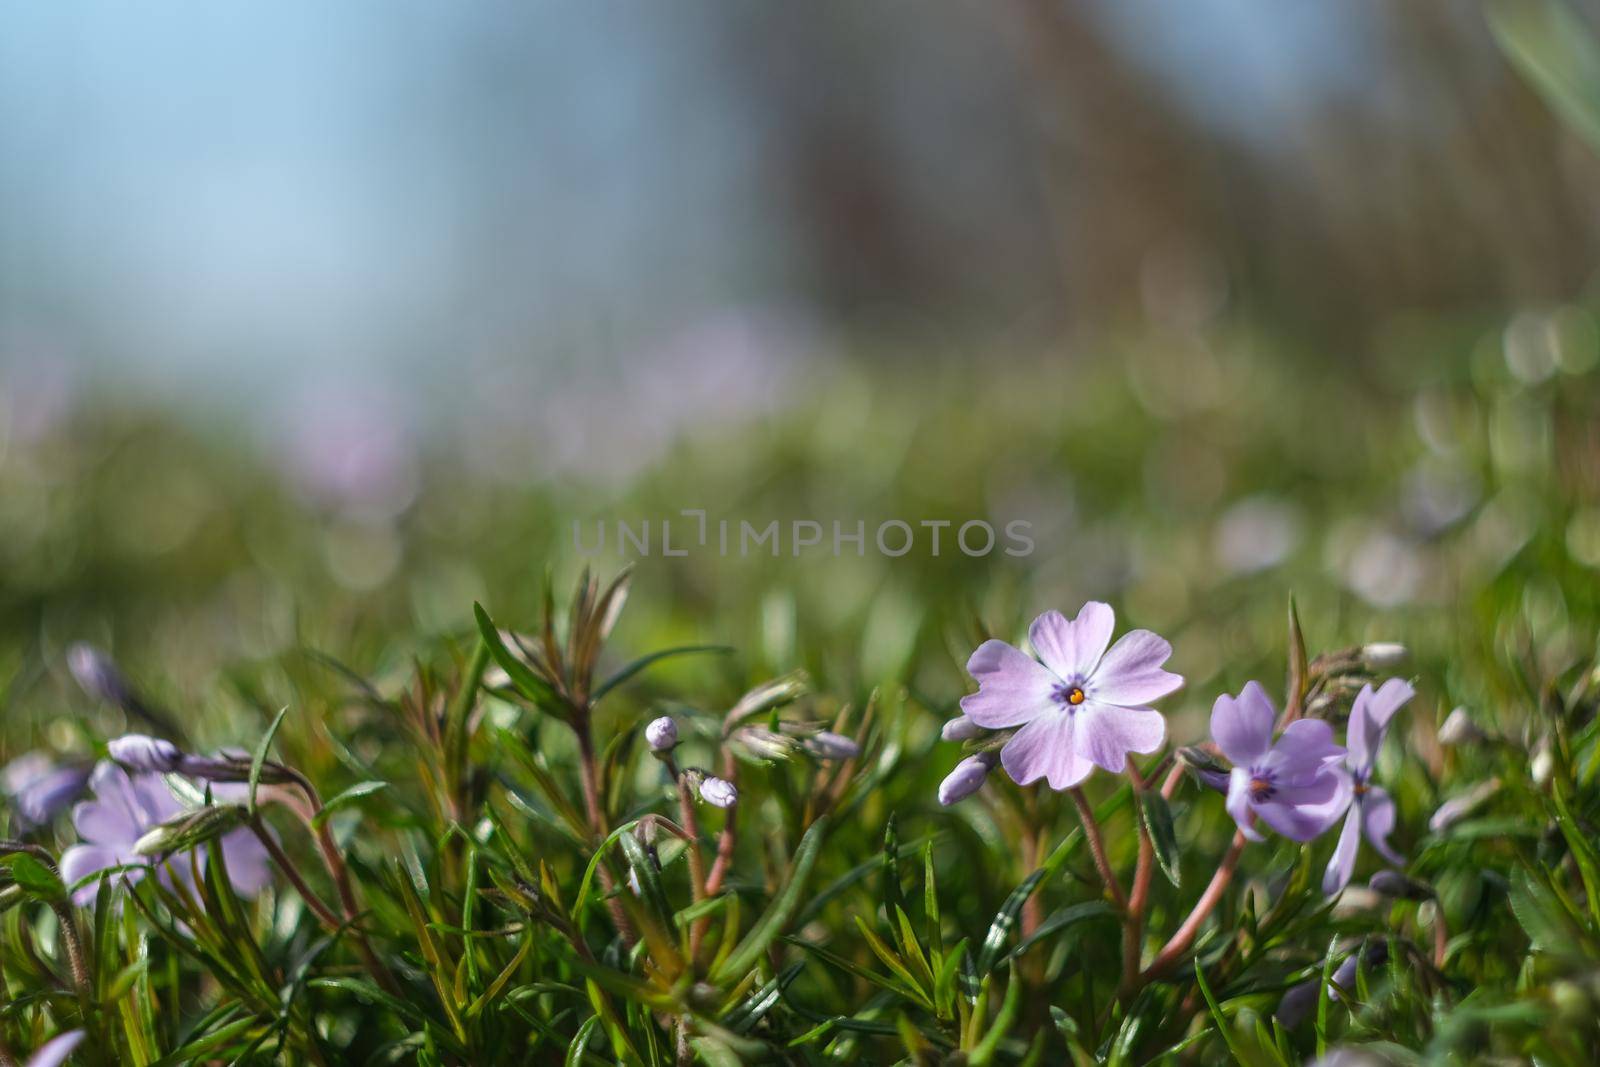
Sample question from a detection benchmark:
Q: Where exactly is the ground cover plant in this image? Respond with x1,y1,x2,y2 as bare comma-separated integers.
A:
7,8,1600,1062
1,315,1600,1066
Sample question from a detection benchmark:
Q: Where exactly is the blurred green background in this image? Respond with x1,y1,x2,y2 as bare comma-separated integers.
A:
2,0,1600,761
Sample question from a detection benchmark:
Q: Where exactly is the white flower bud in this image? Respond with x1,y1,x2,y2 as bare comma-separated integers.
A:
938,752,997,806
1361,643,1408,670
644,716,678,752
1531,737,1554,787
940,715,983,742
1436,707,1484,746
699,776,738,808
804,731,860,760
1428,777,1499,832
107,734,184,774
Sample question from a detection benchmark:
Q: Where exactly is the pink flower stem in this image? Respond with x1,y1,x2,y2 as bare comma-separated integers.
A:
1069,787,1127,910
1118,760,1180,998
1140,830,1247,983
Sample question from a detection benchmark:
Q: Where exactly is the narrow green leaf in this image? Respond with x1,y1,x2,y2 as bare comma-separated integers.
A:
565,1015,600,1067
309,781,389,829
248,706,289,816
1194,961,1245,1063
711,816,831,984
473,603,560,710
1137,790,1182,888
4,854,66,902
591,644,732,703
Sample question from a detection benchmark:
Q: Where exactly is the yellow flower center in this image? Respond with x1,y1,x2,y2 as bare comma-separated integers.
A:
1066,686,1085,705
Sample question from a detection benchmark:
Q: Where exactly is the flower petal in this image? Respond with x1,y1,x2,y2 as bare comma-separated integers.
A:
219,827,275,897
1028,603,1113,681
70,799,138,848
58,844,121,906
1090,630,1183,706
26,1030,85,1067
1322,804,1363,895
1072,702,1165,773
1264,718,1345,777
1347,678,1414,771
1254,771,1352,841
1000,710,1095,790
1210,682,1276,767
1361,785,1404,865
960,639,1060,728
1225,767,1264,841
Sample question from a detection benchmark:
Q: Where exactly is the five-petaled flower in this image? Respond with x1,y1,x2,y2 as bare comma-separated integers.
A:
1323,678,1414,894
1211,682,1350,842
58,762,273,906
960,603,1183,790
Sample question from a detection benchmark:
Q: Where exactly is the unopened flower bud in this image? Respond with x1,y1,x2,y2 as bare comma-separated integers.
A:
941,715,983,742
732,727,801,761
133,804,247,857
1531,736,1554,787
725,672,808,730
68,643,132,707
645,716,678,752
1367,870,1433,900
938,751,998,806
699,776,738,808
1429,777,1499,832
1436,707,1483,746
803,731,860,760
1361,643,1408,670
107,734,184,774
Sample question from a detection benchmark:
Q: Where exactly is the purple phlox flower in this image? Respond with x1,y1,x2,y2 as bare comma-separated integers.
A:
1276,940,1388,1028
960,603,1182,790
1211,682,1351,842
24,1030,84,1067
58,762,273,907
1,754,92,830
1323,679,1414,895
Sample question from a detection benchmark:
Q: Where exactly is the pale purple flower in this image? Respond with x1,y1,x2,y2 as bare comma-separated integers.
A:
1323,679,1414,894
1,754,92,830
1212,682,1351,842
58,762,272,906
959,603,1182,790
1276,941,1388,1028
939,751,998,805
699,777,738,808
644,716,678,752
24,1030,84,1067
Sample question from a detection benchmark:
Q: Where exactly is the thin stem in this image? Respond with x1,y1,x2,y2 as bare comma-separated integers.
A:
251,821,343,932
1119,764,1155,999
575,712,638,948
1119,762,1187,1000
1140,830,1247,982
1068,787,1126,910
692,753,740,959
49,902,90,1002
